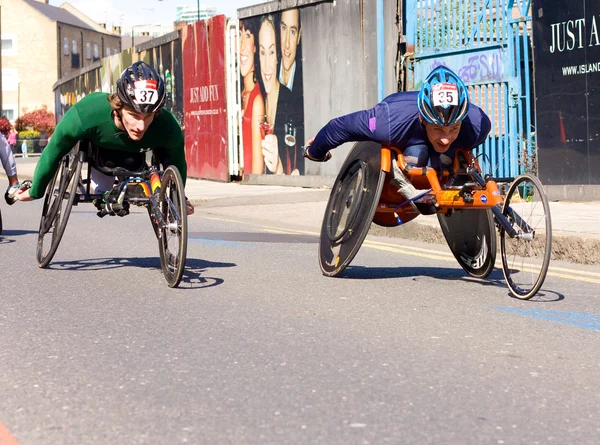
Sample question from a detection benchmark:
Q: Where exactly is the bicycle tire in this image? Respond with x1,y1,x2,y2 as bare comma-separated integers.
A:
0,206,3,236
37,153,83,268
500,173,552,299
158,166,188,288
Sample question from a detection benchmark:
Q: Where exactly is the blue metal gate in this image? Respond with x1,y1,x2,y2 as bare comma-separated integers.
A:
405,0,533,177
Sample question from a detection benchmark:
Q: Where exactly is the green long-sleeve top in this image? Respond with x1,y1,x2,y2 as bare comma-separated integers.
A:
30,92,187,199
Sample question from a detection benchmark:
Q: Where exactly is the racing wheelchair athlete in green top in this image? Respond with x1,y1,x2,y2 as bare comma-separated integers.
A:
16,61,193,288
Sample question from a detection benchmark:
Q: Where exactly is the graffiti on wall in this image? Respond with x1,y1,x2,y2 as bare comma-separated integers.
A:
56,69,101,119
239,8,305,176
413,48,509,88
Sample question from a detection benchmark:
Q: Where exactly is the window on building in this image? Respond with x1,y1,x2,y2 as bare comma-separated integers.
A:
86,43,91,59
1,68,18,91
72,40,78,54
106,48,111,57
1,35,18,56
63,37,69,55
93,43,99,60
1,106,16,122
113,48,118,55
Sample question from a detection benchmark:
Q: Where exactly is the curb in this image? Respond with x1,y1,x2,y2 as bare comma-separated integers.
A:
368,220,600,266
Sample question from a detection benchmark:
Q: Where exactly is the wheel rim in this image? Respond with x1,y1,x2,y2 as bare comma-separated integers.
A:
37,155,81,267
500,174,552,299
159,167,187,287
326,160,366,243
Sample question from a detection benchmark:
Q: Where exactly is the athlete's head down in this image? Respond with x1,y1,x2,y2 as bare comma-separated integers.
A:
109,61,166,141
417,66,470,153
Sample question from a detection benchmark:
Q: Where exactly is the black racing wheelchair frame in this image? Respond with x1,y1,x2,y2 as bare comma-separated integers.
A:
36,142,188,288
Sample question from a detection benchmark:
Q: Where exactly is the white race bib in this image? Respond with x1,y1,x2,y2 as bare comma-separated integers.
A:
432,83,458,107
133,80,159,105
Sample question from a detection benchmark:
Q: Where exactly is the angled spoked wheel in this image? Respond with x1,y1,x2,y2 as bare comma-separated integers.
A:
500,173,552,299
157,166,188,288
37,152,83,268
319,141,385,277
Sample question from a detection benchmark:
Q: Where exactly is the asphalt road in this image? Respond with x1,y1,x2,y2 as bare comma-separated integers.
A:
1,188,600,445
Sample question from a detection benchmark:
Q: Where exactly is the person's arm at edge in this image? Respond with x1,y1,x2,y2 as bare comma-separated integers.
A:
0,133,17,180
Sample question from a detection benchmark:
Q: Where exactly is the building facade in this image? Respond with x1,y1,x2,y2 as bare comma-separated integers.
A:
0,0,121,123
176,4,217,24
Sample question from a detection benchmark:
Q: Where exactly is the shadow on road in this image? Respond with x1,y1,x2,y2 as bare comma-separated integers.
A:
48,256,237,289
337,266,564,302
0,229,38,237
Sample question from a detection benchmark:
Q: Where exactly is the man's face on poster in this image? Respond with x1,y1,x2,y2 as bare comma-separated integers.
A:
280,9,301,73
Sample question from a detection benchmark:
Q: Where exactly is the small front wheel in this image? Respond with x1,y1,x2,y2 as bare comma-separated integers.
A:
500,173,552,299
157,166,188,288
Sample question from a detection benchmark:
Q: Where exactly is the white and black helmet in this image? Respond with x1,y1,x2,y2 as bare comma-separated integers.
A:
116,61,166,113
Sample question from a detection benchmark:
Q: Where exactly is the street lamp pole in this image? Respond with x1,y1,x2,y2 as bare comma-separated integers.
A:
131,25,136,50
197,0,200,21
17,81,20,127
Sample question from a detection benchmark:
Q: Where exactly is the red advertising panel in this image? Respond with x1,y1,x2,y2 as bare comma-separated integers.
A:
182,16,228,181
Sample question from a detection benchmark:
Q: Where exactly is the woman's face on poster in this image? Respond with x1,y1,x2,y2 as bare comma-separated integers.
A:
239,23,256,78
259,21,278,94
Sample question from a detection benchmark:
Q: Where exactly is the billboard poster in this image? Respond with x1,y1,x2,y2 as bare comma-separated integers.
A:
239,8,305,176
532,0,600,185
182,15,229,181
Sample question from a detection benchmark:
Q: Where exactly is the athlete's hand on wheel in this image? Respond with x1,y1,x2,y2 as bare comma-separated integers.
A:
15,181,34,202
302,141,332,162
186,199,194,216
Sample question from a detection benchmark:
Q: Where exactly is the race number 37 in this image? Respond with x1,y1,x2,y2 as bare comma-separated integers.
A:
134,79,159,105
432,82,458,107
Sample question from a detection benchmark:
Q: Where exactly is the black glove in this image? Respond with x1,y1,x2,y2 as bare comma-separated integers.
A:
4,181,31,206
302,145,332,162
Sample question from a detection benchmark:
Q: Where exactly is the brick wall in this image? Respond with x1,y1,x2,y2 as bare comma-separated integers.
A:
1,0,57,118
0,0,121,122
58,25,121,77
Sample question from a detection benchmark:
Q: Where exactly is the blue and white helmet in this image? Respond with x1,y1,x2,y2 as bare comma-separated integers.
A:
417,66,469,126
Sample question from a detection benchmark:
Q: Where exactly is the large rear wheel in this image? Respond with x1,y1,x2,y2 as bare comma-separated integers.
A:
37,153,82,268
319,142,385,277
500,173,552,299
157,166,188,288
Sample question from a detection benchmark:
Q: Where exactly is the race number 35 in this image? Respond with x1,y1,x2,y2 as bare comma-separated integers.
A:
432,82,458,107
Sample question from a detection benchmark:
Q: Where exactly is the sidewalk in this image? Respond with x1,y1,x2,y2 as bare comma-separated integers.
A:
4,156,600,265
